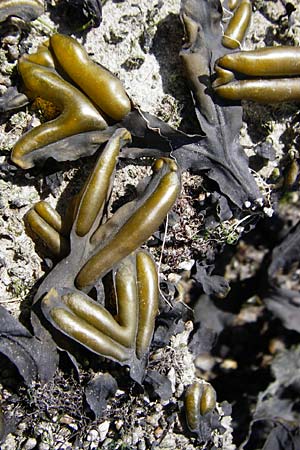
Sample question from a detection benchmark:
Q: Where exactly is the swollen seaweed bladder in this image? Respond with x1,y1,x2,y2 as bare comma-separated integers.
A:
41,249,159,379
25,128,181,381
214,47,300,103
10,33,131,168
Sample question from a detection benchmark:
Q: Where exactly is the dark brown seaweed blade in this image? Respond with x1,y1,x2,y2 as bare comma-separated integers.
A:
85,373,118,418
62,0,102,28
0,305,58,385
263,221,300,332
241,347,300,450
0,0,44,24
0,87,29,114
173,0,261,209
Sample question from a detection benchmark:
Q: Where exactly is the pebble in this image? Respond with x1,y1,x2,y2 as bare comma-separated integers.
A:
220,359,238,370
102,438,114,447
146,414,158,427
59,414,76,427
23,438,37,450
143,395,150,404
269,337,286,354
131,431,140,445
154,403,163,412
167,367,176,393
87,429,99,442
154,426,164,439
194,353,215,372
115,419,123,430
17,422,27,432
98,421,110,442
38,443,50,450
115,389,125,397
158,434,176,448
176,258,195,271
7,44,19,60
2,435,16,450
137,439,146,450
176,382,184,398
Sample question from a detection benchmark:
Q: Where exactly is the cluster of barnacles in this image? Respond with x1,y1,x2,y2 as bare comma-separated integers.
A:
1,0,300,442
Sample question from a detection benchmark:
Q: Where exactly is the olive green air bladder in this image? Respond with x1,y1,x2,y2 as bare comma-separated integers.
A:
215,46,300,103
42,249,159,364
222,0,252,50
26,128,181,367
216,1,300,104
15,33,180,374
11,33,131,169
185,381,217,433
